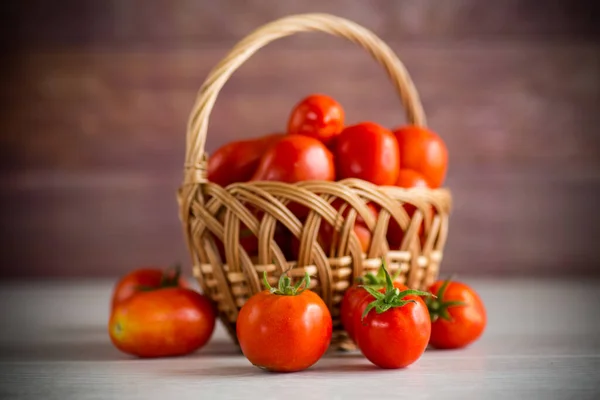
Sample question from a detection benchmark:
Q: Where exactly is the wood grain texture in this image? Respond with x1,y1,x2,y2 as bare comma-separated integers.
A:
0,279,599,399
1,0,599,278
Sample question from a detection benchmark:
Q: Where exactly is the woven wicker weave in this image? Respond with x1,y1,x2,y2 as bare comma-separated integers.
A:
177,13,452,349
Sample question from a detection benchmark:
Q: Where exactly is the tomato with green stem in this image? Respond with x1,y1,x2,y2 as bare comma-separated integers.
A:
353,265,432,369
236,271,332,372
340,265,408,342
426,279,487,349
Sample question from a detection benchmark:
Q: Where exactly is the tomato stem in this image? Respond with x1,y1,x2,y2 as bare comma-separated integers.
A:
360,260,432,321
425,276,467,322
262,270,311,296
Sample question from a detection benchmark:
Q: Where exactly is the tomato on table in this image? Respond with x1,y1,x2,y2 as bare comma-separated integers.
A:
287,94,345,146
393,125,448,188
251,135,335,183
208,133,284,186
353,266,431,369
236,271,332,372
340,265,408,342
109,287,216,358
335,122,400,186
111,265,188,310
426,279,487,349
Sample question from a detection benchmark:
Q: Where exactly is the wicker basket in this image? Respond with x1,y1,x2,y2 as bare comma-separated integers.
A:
177,13,452,350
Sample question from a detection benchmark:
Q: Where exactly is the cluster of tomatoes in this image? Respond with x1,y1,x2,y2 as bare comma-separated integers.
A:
209,93,448,189
208,94,449,258
108,262,486,372
237,263,486,371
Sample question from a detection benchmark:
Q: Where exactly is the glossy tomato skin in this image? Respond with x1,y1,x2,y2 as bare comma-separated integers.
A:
287,94,345,145
335,122,400,186
353,288,431,369
393,126,448,188
208,133,284,186
341,281,408,342
387,169,430,249
111,268,188,310
428,281,487,349
109,288,216,358
251,135,335,183
236,290,332,372
340,285,372,341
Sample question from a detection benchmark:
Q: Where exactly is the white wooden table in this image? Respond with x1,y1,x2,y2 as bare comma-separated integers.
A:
0,277,599,399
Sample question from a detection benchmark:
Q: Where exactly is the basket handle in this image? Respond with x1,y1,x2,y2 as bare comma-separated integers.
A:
183,13,426,185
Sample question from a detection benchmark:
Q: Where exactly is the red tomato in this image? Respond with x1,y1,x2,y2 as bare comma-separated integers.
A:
111,266,188,310
393,126,448,188
109,287,216,358
396,168,429,189
236,272,332,372
387,169,430,249
335,122,400,186
353,268,431,369
426,280,487,349
208,133,284,186
287,94,345,145
340,270,408,342
251,135,335,183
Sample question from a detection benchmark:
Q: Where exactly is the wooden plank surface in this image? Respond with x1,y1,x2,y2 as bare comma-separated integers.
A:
0,278,598,399
1,0,599,278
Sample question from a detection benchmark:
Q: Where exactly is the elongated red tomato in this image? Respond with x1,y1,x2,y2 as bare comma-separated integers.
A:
335,122,400,186
236,272,332,372
353,267,431,369
109,287,216,358
251,135,335,183
426,279,487,349
287,94,345,145
393,126,448,188
208,133,284,186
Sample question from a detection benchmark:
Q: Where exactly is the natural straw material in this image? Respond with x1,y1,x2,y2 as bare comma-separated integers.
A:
177,13,452,349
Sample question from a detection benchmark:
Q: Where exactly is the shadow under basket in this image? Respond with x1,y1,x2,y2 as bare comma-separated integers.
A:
177,13,452,350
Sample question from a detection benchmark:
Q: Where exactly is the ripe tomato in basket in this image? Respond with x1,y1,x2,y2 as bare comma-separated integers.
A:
393,126,448,188
251,134,335,183
387,169,430,249
335,122,400,186
353,266,432,369
425,279,487,349
236,271,332,372
111,265,188,310
208,133,284,187
340,265,409,342
109,287,216,358
287,94,345,146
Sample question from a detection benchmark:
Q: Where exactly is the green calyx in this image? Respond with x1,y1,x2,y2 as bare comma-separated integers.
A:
358,262,402,288
425,277,466,322
359,261,433,321
262,270,310,296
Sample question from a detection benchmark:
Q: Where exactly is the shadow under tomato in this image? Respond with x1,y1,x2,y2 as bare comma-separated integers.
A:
184,339,242,358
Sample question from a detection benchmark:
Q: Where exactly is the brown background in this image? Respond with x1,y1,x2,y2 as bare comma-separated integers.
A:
1,0,599,278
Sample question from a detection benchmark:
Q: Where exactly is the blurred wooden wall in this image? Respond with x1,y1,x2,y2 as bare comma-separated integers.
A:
1,0,599,278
